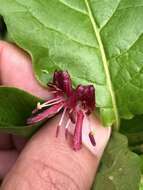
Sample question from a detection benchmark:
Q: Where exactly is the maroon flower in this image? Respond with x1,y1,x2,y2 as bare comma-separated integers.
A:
27,70,96,151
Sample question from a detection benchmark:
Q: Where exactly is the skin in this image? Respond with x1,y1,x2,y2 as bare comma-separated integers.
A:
0,41,111,190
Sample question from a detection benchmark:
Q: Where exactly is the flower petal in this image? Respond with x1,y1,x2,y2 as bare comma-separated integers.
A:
73,110,84,151
53,71,73,96
76,85,95,112
27,101,64,124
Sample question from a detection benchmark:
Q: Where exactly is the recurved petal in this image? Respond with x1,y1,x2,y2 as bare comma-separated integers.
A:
27,101,64,124
73,110,84,151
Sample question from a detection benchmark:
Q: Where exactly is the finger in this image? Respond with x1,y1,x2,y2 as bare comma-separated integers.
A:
0,133,13,150
12,135,28,152
0,41,49,99
1,115,110,190
0,150,18,179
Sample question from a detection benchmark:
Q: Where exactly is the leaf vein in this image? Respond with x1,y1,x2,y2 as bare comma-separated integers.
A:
109,33,143,61
15,0,97,50
117,4,143,11
58,0,87,16
84,0,120,128
115,64,143,93
101,0,121,30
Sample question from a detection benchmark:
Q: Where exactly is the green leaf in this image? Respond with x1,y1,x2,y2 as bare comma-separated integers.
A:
92,132,141,190
139,176,143,190
120,115,143,146
0,15,7,39
120,116,143,154
0,86,44,137
140,155,143,174
1,0,143,127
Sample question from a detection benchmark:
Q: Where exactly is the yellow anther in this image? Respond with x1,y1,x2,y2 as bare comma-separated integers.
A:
91,129,96,136
37,102,42,110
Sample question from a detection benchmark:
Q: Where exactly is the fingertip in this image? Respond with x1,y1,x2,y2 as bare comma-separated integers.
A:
0,133,13,150
0,41,49,99
82,115,111,159
1,114,110,190
0,150,18,180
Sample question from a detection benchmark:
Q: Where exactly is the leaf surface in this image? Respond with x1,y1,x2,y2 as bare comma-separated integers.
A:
93,132,141,190
1,0,143,126
120,115,143,146
0,87,44,137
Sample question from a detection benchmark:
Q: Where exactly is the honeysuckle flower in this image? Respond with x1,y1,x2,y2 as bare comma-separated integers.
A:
27,70,96,151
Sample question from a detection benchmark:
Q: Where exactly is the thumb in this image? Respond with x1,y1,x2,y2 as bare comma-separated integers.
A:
0,41,111,190
1,115,110,190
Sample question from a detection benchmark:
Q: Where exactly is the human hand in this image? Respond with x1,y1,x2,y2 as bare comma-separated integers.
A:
0,41,111,190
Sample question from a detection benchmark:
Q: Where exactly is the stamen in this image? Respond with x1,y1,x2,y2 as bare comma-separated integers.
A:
86,117,96,146
37,98,63,110
50,91,59,94
89,131,96,146
44,99,63,107
48,83,62,92
65,119,71,129
56,107,67,137
37,102,43,110
59,108,67,126
65,119,71,139
68,109,76,124
56,125,60,137
45,97,62,104
27,101,64,124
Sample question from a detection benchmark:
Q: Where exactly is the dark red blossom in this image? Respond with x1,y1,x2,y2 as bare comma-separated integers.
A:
76,85,95,114
27,70,96,151
73,110,84,151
